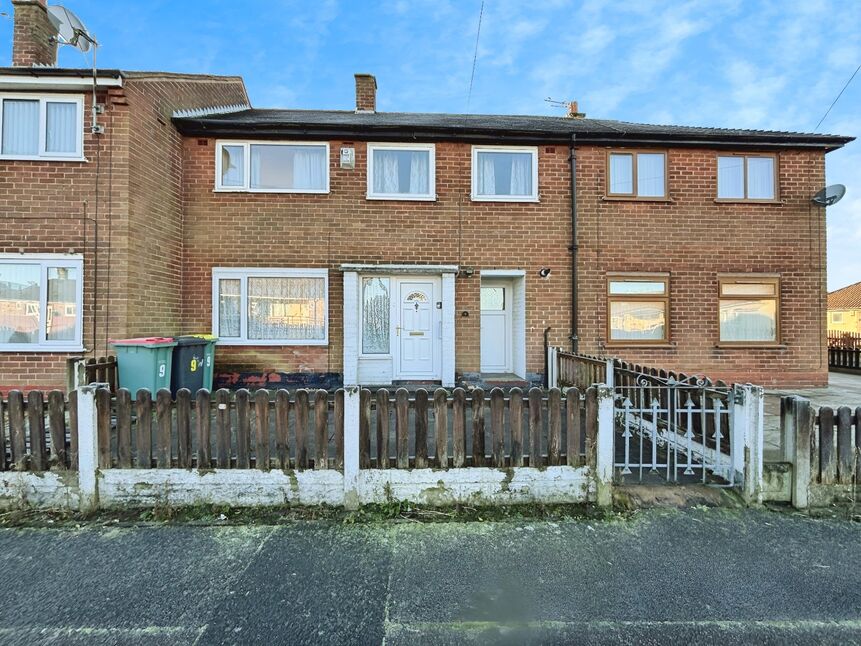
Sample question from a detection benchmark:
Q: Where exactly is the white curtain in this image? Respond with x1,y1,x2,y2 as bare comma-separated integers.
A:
46,266,77,341
720,300,776,342
637,153,665,197
247,277,325,340
747,157,774,199
717,156,744,198
509,153,530,195
218,279,241,337
2,99,39,156
610,301,665,340
221,145,245,187
292,147,326,190
408,151,429,194
609,154,633,194
45,102,77,154
373,150,400,193
478,153,496,195
0,263,40,344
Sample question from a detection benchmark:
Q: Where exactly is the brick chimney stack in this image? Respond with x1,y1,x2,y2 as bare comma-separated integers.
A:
11,0,59,67
354,74,377,113
567,101,586,119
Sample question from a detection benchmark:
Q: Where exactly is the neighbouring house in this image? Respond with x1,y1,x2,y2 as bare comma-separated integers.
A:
827,281,861,334
0,0,853,391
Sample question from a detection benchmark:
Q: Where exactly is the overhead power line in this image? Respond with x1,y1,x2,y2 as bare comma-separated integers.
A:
466,0,484,110
814,62,861,132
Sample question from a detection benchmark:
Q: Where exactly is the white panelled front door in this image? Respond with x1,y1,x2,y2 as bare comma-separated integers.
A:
396,279,439,379
480,280,512,373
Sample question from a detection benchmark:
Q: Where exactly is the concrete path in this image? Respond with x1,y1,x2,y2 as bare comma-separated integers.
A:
0,508,859,645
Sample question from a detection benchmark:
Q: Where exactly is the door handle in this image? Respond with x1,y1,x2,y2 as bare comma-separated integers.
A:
396,325,401,337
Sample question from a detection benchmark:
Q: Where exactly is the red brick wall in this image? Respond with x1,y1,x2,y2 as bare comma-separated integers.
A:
0,75,246,390
11,0,57,67
575,146,828,387
182,139,828,387
180,141,575,379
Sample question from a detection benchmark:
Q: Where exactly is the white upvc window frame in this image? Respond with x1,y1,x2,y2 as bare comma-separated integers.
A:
0,253,84,352
213,140,331,194
211,267,329,346
366,142,436,201
0,93,85,161
471,145,540,203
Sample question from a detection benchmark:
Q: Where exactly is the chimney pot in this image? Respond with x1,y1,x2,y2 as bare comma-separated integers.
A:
354,74,377,113
11,0,59,67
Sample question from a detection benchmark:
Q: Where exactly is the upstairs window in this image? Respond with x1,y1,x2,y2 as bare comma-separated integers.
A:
212,268,328,345
607,275,669,343
472,146,538,202
607,151,667,198
717,154,776,200
719,276,779,344
367,143,435,200
0,255,83,351
0,94,84,160
215,141,329,193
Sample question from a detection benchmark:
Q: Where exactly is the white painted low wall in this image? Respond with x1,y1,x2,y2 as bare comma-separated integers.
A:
98,469,344,508
358,466,594,506
0,472,81,510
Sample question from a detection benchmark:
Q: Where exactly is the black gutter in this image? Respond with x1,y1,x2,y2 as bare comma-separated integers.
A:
569,134,579,353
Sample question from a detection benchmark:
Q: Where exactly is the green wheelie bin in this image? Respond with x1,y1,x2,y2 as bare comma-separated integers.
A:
110,337,177,395
186,333,218,392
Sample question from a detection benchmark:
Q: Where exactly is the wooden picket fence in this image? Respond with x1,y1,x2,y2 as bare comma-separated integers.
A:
828,346,861,372
97,387,344,470
827,331,861,350
557,352,608,390
85,356,118,392
94,385,598,471
0,390,78,471
358,386,597,469
813,405,861,486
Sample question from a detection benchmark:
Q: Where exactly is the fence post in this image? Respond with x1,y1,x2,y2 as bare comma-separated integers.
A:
604,358,614,390
76,384,101,511
781,395,796,463
731,385,746,483
547,346,558,389
595,384,614,507
343,385,360,510
741,384,764,504
791,396,812,510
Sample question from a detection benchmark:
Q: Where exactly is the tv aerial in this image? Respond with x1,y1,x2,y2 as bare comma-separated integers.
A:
46,5,102,134
812,184,846,207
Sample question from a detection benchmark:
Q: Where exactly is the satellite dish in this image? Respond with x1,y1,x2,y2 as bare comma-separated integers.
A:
47,5,96,52
812,184,846,207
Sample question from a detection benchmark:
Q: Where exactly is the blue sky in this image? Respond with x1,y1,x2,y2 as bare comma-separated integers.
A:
2,0,859,289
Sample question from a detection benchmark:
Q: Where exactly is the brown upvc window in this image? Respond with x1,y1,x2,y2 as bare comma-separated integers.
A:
718,275,780,345
606,150,667,199
716,153,778,201
607,274,669,344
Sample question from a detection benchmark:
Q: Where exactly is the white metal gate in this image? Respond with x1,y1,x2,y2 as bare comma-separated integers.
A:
613,372,737,486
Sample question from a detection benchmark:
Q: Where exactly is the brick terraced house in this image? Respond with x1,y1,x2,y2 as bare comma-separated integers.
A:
0,0,853,391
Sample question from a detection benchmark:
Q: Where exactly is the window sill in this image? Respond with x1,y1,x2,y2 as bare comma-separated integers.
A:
714,343,786,350
0,345,84,353
602,196,672,203
213,188,330,194
713,198,782,205
366,194,437,202
215,340,328,347
604,342,675,349
0,155,86,163
470,195,540,203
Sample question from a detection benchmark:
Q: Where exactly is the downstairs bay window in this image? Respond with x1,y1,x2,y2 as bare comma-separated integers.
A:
0,255,83,351
718,276,779,345
607,275,669,344
212,268,328,345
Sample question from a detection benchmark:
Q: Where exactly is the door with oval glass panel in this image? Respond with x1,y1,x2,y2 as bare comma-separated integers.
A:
480,280,513,374
396,280,439,379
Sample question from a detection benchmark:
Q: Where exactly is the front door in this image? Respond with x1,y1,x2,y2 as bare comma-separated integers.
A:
480,281,512,373
396,280,438,379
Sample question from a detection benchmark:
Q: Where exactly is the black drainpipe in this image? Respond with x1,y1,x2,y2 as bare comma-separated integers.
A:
568,134,579,353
